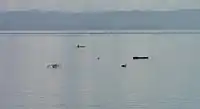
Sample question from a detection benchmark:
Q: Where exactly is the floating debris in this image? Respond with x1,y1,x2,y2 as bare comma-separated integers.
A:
133,56,149,60
47,63,60,69
76,44,86,48
121,64,127,68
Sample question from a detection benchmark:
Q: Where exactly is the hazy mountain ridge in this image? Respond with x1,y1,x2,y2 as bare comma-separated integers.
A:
0,10,200,30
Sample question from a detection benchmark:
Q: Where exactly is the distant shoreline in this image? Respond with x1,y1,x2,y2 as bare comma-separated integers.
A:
0,30,200,34
1,10,200,30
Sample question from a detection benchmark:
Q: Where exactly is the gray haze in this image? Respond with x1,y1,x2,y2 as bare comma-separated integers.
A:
1,10,200,30
1,33,200,109
2,0,200,11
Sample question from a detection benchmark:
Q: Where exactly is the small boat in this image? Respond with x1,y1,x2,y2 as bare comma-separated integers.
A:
76,44,86,48
121,64,127,68
47,63,60,69
133,56,149,60
96,56,100,60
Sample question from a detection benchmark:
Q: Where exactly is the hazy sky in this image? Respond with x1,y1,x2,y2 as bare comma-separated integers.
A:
1,0,200,12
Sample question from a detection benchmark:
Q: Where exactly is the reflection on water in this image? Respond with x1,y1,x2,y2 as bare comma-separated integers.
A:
0,32,200,109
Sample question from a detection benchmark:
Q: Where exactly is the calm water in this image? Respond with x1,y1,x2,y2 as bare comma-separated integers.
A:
1,31,200,109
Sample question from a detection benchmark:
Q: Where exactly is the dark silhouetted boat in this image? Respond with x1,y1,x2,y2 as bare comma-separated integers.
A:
121,64,127,68
76,44,86,48
133,56,149,60
47,63,60,69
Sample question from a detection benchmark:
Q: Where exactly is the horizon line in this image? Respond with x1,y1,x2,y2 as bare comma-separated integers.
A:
1,30,200,34
1,8,200,13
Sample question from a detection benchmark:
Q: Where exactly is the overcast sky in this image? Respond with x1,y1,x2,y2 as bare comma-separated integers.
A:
1,0,200,12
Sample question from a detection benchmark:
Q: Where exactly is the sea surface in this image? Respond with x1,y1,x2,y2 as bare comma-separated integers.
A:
1,30,200,109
